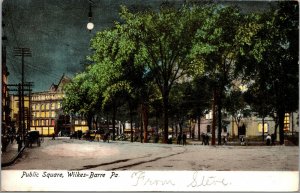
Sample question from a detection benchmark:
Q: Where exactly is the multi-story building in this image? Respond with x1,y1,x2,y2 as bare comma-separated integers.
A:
30,74,89,136
10,95,30,133
30,74,69,136
2,43,11,135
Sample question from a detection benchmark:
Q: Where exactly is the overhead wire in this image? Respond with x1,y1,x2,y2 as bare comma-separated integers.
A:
4,0,95,90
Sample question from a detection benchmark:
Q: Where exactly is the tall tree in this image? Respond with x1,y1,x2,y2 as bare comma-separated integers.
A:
238,1,299,144
194,5,262,144
62,72,102,130
119,5,209,143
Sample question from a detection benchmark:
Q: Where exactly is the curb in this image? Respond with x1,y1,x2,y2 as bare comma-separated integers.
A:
1,146,26,167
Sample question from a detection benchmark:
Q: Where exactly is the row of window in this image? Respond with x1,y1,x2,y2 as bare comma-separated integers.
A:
32,102,61,111
32,111,56,118
32,94,64,101
32,119,55,127
31,119,86,126
74,120,87,125
258,113,290,132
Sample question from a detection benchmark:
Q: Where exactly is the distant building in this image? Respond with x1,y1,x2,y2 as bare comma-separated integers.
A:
194,111,299,140
2,45,11,134
10,95,30,133
30,74,89,136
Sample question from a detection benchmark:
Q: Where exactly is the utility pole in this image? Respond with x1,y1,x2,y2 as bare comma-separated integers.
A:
18,84,22,137
14,47,32,145
26,82,33,133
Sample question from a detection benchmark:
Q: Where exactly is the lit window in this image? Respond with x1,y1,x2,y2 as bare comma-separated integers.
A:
75,120,79,125
258,123,268,133
32,120,35,126
205,111,212,120
46,103,50,110
51,103,55,110
284,113,290,132
57,102,61,109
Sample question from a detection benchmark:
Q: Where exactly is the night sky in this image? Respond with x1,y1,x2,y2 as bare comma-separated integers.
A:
2,0,273,92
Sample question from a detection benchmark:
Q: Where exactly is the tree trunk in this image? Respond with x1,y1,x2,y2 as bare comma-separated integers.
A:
262,116,265,141
212,89,216,145
189,120,192,139
87,114,93,131
198,116,201,141
106,114,109,132
142,104,149,143
175,123,178,138
217,89,222,145
179,121,183,136
162,88,169,144
278,109,285,145
156,113,159,135
140,110,143,143
130,104,134,143
112,103,116,141
273,118,278,141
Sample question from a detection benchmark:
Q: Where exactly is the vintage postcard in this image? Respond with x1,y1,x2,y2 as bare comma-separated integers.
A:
1,0,299,191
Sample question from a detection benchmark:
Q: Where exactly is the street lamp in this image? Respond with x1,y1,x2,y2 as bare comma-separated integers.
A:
87,0,94,32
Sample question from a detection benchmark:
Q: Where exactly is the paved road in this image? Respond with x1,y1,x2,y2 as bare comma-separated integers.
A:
3,137,298,171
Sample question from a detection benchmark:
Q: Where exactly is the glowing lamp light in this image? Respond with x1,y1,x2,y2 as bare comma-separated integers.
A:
87,22,94,31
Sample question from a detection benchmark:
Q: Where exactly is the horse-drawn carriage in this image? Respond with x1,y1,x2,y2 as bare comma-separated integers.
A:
25,131,41,147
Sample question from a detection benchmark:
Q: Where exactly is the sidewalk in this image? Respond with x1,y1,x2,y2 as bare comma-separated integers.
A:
187,139,280,146
1,141,24,167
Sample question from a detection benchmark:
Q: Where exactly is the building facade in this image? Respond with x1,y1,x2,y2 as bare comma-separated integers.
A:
10,95,30,133
30,74,89,136
193,111,299,141
30,75,69,136
2,45,11,135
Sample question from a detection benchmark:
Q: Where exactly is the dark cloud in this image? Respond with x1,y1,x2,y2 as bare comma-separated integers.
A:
3,0,272,92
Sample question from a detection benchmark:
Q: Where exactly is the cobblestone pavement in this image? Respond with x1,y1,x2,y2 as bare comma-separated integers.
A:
2,137,298,171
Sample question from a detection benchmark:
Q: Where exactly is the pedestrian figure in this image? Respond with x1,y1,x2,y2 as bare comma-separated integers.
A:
78,130,82,140
95,130,100,142
271,133,275,145
222,135,228,145
52,133,55,140
168,134,172,144
16,134,22,152
266,134,271,146
182,133,187,146
10,133,14,144
240,136,245,146
106,133,110,143
177,134,182,145
205,134,210,145
201,133,205,145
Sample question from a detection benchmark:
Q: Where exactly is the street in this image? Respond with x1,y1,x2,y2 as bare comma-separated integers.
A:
3,137,298,171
